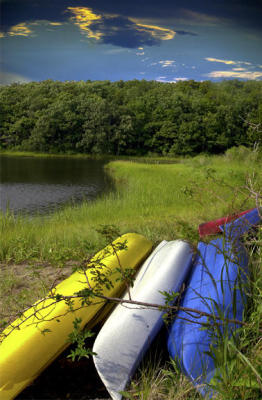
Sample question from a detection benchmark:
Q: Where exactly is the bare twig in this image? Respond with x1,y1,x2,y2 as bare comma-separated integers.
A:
245,174,262,219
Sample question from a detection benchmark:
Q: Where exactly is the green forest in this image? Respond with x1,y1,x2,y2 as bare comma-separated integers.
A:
0,79,261,156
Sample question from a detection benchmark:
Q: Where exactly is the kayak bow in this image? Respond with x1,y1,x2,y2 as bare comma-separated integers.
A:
0,233,152,400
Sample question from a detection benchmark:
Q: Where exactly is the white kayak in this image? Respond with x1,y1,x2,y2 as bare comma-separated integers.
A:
93,240,194,400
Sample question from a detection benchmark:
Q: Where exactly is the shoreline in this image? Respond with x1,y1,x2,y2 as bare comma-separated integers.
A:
1,152,259,265
0,151,261,399
0,149,179,164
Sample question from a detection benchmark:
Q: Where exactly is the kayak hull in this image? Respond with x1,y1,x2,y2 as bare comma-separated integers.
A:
168,208,261,396
198,208,254,238
0,233,152,400
93,240,194,400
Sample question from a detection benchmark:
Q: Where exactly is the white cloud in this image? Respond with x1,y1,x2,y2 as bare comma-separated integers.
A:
130,18,176,40
0,71,31,85
5,20,63,38
206,70,262,80
173,77,188,81
205,57,237,65
68,7,103,40
8,22,34,37
156,76,188,83
205,58,262,80
205,57,254,67
159,60,176,68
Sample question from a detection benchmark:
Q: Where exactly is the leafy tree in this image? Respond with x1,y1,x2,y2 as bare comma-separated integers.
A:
1,79,261,155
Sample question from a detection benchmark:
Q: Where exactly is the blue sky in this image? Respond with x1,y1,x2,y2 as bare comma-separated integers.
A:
1,0,262,84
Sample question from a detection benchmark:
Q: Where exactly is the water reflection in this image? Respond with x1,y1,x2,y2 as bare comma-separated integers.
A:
0,155,112,216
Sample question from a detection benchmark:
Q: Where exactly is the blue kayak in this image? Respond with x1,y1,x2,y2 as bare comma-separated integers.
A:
167,208,261,396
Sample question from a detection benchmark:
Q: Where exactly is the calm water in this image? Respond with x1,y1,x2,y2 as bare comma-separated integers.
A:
0,155,113,216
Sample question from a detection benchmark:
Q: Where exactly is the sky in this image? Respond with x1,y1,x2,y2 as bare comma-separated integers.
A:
1,0,262,84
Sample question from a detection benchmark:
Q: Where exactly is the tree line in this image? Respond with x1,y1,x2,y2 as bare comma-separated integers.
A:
0,79,261,156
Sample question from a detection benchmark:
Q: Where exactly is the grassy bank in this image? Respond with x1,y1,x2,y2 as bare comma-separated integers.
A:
1,152,261,264
1,151,262,399
0,149,179,163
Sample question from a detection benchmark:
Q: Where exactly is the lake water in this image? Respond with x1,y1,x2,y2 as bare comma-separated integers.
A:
0,155,113,216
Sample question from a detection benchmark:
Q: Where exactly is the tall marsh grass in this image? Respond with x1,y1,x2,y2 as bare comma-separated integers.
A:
1,154,261,264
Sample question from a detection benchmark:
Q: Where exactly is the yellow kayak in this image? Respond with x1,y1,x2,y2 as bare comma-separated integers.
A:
0,233,152,400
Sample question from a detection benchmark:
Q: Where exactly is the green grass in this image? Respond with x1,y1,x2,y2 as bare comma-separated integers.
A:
0,151,262,399
0,149,179,163
126,358,203,400
1,153,260,264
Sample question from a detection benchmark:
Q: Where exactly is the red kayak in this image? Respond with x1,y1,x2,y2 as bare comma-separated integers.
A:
198,208,255,238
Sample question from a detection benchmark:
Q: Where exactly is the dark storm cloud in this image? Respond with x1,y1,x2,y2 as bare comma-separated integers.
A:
90,16,160,48
176,30,198,36
0,0,67,31
1,2,176,48
73,0,262,30
1,0,262,31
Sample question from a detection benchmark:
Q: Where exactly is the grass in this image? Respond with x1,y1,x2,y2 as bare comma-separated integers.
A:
127,358,203,400
0,149,179,163
1,152,260,264
0,150,262,399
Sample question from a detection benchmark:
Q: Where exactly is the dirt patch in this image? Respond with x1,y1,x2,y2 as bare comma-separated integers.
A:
0,261,78,326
